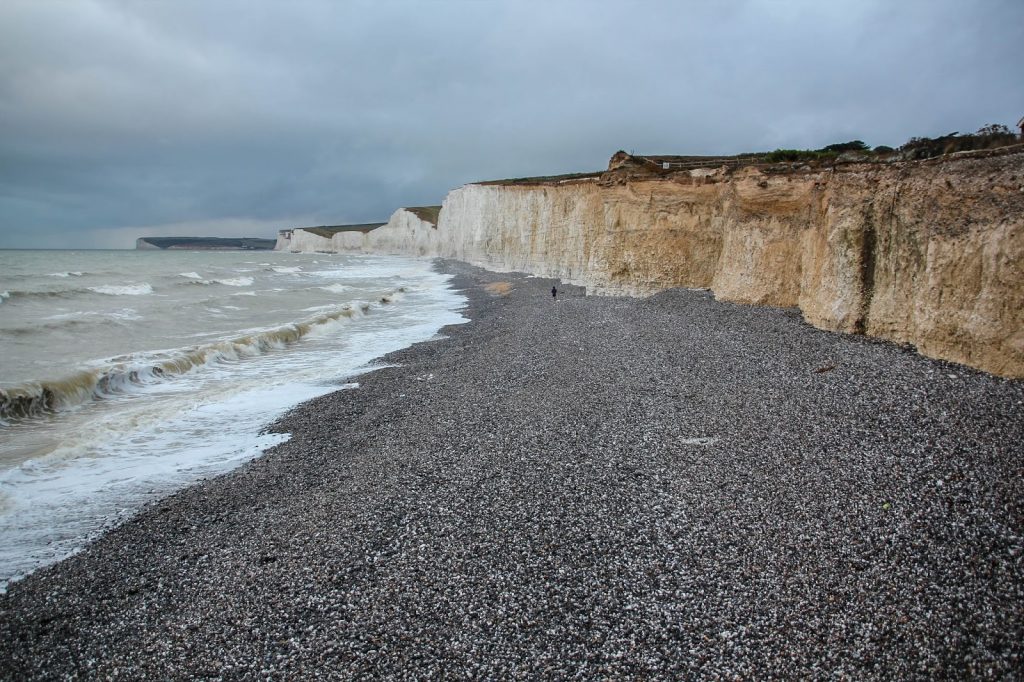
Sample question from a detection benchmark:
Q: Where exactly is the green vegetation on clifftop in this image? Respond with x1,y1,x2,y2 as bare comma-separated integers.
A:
406,206,442,226
301,223,386,239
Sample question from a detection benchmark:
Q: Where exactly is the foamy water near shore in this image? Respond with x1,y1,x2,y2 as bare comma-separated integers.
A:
0,250,466,588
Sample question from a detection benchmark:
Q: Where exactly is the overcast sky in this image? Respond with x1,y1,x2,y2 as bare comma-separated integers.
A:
1,0,1021,248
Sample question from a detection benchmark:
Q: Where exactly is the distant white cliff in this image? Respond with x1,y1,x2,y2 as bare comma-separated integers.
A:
275,209,440,256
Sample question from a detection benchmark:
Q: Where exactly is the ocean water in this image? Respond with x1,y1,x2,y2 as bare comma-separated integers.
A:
0,249,466,589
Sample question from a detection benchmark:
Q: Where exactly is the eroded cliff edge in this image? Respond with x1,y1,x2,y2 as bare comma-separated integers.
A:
437,147,1024,378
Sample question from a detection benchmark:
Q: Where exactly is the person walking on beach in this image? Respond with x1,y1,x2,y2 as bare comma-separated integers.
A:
551,286,557,301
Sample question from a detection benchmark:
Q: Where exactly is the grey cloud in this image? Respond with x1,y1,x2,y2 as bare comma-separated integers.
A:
1,0,1022,248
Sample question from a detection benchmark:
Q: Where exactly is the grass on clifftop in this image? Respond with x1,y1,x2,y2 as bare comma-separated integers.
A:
406,206,441,226
301,223,386,238
478,171,604,186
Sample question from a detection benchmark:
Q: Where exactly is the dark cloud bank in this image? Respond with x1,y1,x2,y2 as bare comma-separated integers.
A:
1,0,1021,248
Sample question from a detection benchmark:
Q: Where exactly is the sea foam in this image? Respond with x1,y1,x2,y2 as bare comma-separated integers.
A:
88,283,154,296
215,277,254,287
0,250,467,590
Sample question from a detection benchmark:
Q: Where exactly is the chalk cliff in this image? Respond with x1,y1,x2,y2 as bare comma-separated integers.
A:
276,229,331,253
435,147,1024,377
331,208,441,256
277,209,440,256
277,147,1023,377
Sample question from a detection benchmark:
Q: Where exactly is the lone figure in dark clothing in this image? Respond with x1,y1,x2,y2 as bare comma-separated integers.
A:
551,286,557,300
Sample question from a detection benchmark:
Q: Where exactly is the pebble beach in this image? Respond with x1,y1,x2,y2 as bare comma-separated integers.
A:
1,260,1022,679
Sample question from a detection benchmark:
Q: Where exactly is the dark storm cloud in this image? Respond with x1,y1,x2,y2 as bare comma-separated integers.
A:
1,0,1021,248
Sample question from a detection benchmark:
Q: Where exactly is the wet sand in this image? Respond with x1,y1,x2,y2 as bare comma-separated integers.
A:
1,261,1022,679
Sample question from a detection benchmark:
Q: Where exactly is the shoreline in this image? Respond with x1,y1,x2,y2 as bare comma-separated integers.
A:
1,260,1022,678
0,253,465,590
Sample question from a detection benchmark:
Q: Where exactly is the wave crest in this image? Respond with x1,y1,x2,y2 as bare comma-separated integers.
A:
216,277,253,287
180,276,254,287
88,283,153,296
0,292,403,421
1,289,75,302
3,309,141,336
319,283,351,293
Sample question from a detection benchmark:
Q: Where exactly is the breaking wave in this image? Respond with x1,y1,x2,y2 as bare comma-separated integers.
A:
0,289,78,302
88,283,153,296
2,309,143,337
179,275,254,287
47,271,84,278
215,277,253,287
2,284,153,302
4,318,100,336
0,294,401,421
319,283,351,293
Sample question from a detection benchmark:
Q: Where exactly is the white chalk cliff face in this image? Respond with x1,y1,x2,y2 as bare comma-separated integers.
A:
276,209,441,256
278,148,1024,378
331,209,441,256
277,229,331,253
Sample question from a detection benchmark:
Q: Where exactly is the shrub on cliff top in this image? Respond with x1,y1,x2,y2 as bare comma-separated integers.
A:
821,140,870,153
763,140,875,164
899,124,1018,159
764,148,838,163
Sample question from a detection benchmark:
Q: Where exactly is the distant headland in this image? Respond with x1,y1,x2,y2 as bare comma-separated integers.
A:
135,236,276,250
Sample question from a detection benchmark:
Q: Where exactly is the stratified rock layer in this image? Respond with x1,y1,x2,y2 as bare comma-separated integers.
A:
437,148,1024,377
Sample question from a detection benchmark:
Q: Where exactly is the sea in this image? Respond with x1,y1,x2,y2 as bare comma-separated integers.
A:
0,249,467,590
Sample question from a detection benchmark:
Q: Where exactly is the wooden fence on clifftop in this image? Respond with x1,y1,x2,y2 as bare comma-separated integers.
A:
641,156,766,171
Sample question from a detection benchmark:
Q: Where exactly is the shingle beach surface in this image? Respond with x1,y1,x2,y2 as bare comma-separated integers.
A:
1,261,1022,679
